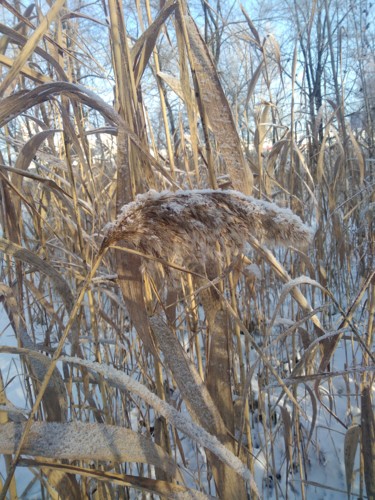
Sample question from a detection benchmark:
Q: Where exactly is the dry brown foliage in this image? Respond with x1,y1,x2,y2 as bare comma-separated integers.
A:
0,1,373,499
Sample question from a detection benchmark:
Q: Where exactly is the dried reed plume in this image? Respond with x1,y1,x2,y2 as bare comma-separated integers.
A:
102,190,313,263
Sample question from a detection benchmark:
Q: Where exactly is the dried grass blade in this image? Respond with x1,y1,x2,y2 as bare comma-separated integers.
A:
0,284,67,420
330,129,346,193
0,373,19,500
0,83,176,186
0,83,114,128
60,11,109,27
183,15,253,194
292,140,315,186
149,316,228,433
311,275,375,428
317,271,375,377
255,104,270,193
19,459,212,499
149,315,247,498
221,297,308,419
24,279,65,333
247,234,324,334
240,6,261,46
266,34,283,78
254,104,270,154
131,0,177,85
0,237,74,312
361,385,375,499
268,276,326,331
0,422,179,478
157,71,185,100
115,246,158,355
151,317,244,498
279,406,293,470
0,164,72,201
316,114,334,184
0,4,35,53
23,458,211,499
245,59,264,109
114,122,158,354
175,6,200,182
13,130,61,173
347,127,365,185
11,130,62,215
0,23,68,80
344,424,360,499
267,136,289,180
0,0,66,95
0,53,52,84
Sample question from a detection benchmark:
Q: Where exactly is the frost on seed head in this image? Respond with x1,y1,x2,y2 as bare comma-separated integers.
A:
101,189,313,264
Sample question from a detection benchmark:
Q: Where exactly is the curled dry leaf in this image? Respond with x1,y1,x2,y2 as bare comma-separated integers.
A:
344,424,360,499
102,189,313,265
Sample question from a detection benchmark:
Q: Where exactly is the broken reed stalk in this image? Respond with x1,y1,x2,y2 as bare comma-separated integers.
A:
101,189,313,263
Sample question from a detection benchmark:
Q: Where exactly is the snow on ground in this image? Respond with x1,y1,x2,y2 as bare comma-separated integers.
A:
0,296,372,499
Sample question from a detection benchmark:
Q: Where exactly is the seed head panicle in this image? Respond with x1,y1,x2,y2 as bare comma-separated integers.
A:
101,189,313,263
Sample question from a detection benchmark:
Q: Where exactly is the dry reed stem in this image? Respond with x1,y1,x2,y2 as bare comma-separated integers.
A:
19,459,212,500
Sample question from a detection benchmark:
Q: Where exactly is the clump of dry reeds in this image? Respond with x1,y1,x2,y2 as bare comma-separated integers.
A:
102,189,313,262
0,0,373,499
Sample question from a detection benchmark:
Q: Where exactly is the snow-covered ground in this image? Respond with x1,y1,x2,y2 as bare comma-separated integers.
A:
0,296,372,499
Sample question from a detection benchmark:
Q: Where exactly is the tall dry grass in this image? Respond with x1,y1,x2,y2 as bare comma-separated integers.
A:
0,1,373,499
